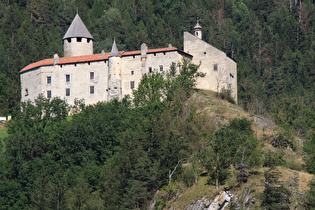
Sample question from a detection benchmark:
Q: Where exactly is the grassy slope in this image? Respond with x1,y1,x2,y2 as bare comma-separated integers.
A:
165,90,314,209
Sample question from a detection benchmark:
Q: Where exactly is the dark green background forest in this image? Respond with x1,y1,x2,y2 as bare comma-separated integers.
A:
0,0,314,209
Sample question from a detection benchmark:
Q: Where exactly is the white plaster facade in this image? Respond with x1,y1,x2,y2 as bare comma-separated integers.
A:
20,15,237,106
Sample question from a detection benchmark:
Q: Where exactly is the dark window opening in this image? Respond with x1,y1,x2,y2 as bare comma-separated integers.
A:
47,76,51,84
77,37,82,42
74,63,77,67
47,90,51,98
90,72,94,80
154,53,156,56
214,64,218,71
130,81,135,89
133,55,135,58
67,38,71,43
230,73,234,78
149,67,152,73
87,38,91,43
25,88,29,96
114,87,118,89
204,52,206,55
88,62,90,65
131,70,134,75
60,65,63,68
66,88,70,96
159,65,163,71
90,86,94,94
66,74,70,82
163,52,166,55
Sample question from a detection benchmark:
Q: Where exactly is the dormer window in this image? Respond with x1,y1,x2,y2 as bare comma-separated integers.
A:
77,37,82,42
67,38,71,43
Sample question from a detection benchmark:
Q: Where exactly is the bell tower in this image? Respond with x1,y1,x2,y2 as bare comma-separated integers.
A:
194,20,202,39
63,14,94,57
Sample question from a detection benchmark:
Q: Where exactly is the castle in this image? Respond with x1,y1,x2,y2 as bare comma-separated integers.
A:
20,14,237,106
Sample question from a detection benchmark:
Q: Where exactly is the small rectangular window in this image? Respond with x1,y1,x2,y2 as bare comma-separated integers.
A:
77,37,82,42
131,70,134,75
149,67,152,73
130,81,135,89
230,73,234,78
214,64,218,71
47,76,51,84
66,74,70,82
90,72,94,80
159,65,163,72
66,88,70,96
25,88,29,96
90,86,94,94
67,38,71,43
47,90,51,98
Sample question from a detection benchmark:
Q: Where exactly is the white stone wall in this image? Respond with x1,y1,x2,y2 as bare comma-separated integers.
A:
120,51,187,97
21,60,109,106
63,38,93,57
21,68,43,102
183,31,237,101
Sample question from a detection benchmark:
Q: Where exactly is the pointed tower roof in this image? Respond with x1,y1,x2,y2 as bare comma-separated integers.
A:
194,20,202,30
63,14,94,40
109,38,121,57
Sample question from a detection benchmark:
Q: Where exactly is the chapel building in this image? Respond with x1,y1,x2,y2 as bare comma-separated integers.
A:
20,15,237,106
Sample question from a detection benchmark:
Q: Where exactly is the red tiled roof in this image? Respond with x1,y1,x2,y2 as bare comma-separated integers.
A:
20,47,192,73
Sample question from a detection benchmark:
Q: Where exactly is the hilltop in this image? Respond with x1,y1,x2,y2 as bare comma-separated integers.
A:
152,90,314,209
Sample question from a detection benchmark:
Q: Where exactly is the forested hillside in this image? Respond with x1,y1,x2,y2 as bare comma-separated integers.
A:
0,0,314,209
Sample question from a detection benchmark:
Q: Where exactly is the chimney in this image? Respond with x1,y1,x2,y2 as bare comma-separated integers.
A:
54,53,59,65
168,44,172,49
141,43,148,59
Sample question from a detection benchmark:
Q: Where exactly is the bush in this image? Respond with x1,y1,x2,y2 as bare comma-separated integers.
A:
263,150,285,168
218,87,235,104
182,167,195,187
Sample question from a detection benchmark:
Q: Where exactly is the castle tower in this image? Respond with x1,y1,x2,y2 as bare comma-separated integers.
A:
63,14,94,57
108,38,122,100
194,21,202,39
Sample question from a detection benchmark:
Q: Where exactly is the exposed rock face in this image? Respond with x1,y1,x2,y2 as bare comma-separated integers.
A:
184,196,209,210
184,189,234,210
254,115,277,129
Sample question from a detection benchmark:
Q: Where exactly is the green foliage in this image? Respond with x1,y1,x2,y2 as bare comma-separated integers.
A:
261,170,291,209
304,132,315,174
200,118,258,188
263,150,286,168
304,179,315,209
218,86,235,104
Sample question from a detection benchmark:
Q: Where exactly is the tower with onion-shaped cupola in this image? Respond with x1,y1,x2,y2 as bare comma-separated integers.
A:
63,13,94,57
194,20,202,39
